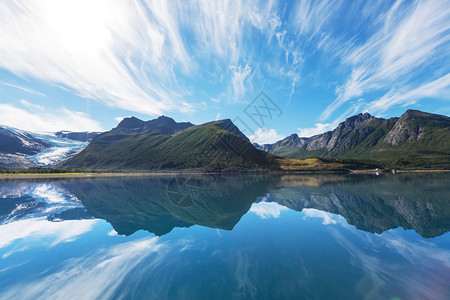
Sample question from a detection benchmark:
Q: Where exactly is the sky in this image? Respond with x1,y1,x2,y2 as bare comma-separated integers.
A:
0,0,449,144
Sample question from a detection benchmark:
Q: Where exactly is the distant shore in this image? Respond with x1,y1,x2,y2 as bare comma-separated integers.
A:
0,169,448,179
0,172,184,179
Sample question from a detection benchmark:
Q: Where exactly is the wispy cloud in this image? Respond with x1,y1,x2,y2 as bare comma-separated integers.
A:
294,0,343,37
0,0,299,114
230,65,253,102
0,81,46,97
321,0,450,120
0,102,103,132
0,0,447,126
0,0,192,115
368,73,450,113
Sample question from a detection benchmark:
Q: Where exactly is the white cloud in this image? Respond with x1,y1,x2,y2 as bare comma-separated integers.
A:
368,74,450,113
298,123,332,138
114,117,127,123
321,0,450,120
0,81,46,97
0,0,303,117
20,99,44,111
294,0,342,37
0,0,193,115
249,128,284,144
0,102,103,132
230,64,253,102
215,113,222,121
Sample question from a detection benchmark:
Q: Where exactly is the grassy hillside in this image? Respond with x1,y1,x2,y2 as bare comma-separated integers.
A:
63,120,280,171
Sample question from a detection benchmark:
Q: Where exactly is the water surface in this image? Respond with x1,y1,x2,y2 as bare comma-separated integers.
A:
0,173,449,299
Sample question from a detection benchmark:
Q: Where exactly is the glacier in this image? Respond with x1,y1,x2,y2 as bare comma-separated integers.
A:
26,132,88,166
1,125,88,166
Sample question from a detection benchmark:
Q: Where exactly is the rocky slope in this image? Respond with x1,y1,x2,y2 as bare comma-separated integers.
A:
256,110,450,168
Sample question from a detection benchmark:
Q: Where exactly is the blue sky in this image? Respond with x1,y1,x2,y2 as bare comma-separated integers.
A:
0,0,449,144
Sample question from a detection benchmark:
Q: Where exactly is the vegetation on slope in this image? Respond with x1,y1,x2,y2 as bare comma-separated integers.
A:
63,119,281,171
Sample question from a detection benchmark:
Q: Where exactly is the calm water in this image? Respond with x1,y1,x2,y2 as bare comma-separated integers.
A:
0,173,449,299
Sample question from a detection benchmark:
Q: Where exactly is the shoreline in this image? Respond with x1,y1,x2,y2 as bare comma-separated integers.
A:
0,172,190,179
0,169,449,179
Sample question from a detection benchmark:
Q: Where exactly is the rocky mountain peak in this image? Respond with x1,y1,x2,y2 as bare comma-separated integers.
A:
116,117,145,130
384,110,450,145
340,112,373,128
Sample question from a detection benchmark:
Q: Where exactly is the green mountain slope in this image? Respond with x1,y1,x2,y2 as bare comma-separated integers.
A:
257,110,450,169
63,117,279,171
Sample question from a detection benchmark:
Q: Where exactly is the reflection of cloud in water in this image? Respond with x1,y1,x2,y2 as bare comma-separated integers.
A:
0,220,448,299
1,183,85,224
302,208,343,225
0,218,97,250
330,227,450,299
0,236,190,300
250,201,288,219
232,251,257,298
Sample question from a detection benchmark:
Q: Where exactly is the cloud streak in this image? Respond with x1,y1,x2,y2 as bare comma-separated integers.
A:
0,0,192,115
321,0,450,120
0,0,447,126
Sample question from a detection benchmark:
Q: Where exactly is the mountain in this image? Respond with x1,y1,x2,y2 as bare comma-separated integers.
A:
55,130,101,142
0,125,89,168
256,110,450,169
115,115,193,134
63,116,279,171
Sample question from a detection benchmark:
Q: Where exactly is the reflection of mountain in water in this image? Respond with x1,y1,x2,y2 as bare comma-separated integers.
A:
1,173,448,238
265,173,450,238
62,175,274,236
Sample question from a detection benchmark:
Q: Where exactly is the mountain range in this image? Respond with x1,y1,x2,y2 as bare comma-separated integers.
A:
2,109,449,171
255,109,450,169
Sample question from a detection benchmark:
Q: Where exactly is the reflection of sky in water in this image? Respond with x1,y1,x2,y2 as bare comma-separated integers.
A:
0,179,449,300
1,182,85,223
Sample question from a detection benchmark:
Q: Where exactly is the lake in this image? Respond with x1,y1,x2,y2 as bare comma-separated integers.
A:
0,173,449,299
